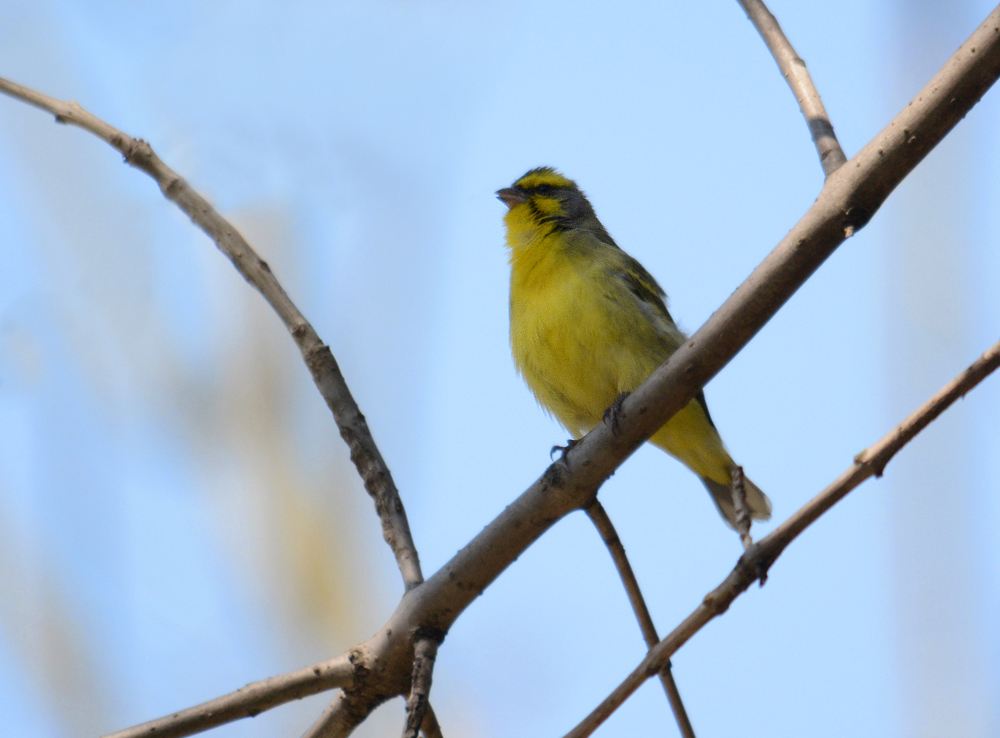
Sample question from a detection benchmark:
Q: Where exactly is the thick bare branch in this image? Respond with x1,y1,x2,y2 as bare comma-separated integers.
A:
0,76,424,590
564,340,1000,737
737,0,848,175
585,502,696,738
101,654,354,738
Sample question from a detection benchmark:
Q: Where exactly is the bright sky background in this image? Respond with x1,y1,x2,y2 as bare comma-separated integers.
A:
1,2,998,737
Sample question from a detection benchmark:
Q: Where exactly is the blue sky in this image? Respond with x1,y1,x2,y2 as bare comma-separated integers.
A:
1,2,998,737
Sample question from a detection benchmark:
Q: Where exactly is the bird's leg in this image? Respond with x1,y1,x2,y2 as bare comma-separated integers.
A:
546,438,579,486
603,392,631,435
550,438,579,461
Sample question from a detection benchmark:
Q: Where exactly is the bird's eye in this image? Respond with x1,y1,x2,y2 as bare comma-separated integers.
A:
533,184,556,196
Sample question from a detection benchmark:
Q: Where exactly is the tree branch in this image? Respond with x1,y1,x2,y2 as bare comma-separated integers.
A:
305,635,444,738
101,654,354,738
6,4,1000,734
563,340,1000,737
585,501,696,738
420,705,444,738
300,692,378,738
737,0,848,175
0,76,424,591
402,635,441,738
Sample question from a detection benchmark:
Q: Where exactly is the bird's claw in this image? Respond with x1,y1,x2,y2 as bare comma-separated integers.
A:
550,438,579,461
603,392,630,435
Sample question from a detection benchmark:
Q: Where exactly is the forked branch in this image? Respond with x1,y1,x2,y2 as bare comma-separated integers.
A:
585,501,696,738
564,340,1000,737
402,634,442,738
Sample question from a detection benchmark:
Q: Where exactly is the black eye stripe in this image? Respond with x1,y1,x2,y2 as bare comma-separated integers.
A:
529,184,557,196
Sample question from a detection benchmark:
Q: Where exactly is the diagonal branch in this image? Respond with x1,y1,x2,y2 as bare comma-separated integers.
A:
102,653,354,738
737,0,848,175
0,77,424,591
585,501,696,738
563,340,1000,737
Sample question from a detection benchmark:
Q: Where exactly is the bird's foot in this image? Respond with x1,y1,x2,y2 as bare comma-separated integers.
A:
603,392,631,435
545,438,578,486
550,438,579,461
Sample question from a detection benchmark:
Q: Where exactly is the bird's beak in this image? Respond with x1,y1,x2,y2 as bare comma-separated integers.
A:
496,187,527,209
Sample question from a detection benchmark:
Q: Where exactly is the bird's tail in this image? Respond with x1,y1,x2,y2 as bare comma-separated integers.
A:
701,473,772,530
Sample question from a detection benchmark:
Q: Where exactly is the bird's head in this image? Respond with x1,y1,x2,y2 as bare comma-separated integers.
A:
497,167,611,248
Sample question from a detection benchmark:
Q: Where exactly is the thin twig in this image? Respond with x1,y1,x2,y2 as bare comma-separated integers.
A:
584,501,696,738
737,0,848,175
101,654,354,738
563,340,1000,738
402,635,442,738
0,76,424,591
730,466,753,553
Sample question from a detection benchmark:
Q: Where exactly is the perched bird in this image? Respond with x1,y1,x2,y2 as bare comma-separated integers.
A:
497,166,770,528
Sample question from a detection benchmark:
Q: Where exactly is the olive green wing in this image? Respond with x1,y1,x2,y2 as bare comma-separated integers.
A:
574,232,720,430
620,260,719,428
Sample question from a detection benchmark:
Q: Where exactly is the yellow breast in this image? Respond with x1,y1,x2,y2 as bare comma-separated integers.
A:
509,236,641,436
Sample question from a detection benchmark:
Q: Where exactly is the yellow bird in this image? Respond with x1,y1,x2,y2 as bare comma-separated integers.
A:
497,167,771,528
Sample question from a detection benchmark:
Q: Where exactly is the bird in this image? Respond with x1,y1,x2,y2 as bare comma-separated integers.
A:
497,166,771,528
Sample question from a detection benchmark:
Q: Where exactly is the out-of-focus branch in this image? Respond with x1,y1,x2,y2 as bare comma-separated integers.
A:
102,654,355,738
563,340,1000,738
584,501,696,738
0,77,423,591
737,0,848,175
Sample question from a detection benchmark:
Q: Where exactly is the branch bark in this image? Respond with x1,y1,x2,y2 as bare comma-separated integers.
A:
101,654,354,738
563,340,1000,737
737,0,848,175
300,692,378,738
402,635,441,738
419,705,444,738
